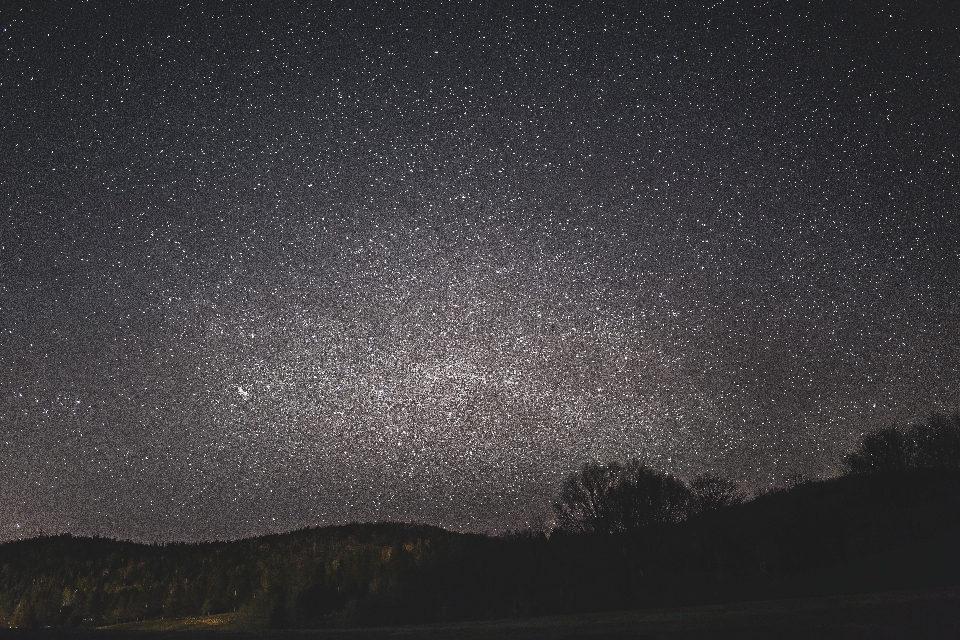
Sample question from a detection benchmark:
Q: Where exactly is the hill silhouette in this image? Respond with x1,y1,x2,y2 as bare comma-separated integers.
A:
3,468,960,629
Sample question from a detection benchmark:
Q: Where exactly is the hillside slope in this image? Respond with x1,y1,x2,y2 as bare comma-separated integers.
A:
3,470,960,629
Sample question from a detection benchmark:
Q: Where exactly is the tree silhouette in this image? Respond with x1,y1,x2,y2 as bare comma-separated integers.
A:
553,460,693,534
552,461,623,534
913,412,960,469
843,412,960,474
690,473,744,512
843,428,912,474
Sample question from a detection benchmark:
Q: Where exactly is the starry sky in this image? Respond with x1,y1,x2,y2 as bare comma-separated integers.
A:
2,1,959,542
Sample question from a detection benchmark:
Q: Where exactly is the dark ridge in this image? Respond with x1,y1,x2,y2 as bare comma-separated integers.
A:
3,469,960,629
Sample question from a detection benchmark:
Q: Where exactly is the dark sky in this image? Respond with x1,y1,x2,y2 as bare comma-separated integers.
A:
2,0,959,542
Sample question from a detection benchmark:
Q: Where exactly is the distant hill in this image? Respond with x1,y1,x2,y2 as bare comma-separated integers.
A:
3,469,960,629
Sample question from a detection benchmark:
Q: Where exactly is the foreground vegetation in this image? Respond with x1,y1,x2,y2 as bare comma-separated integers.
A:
95,586,960,639
3,414,960,630
3,469,960,629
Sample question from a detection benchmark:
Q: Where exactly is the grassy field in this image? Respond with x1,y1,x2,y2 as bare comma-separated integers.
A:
0,585,957,639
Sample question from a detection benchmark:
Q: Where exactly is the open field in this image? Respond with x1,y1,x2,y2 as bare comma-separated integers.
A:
1,585,958,639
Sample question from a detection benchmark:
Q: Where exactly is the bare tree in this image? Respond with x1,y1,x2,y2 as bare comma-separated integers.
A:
553,460,693,534
553,461,624,534
690,473,744,512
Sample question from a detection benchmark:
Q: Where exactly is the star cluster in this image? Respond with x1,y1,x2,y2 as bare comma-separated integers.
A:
2,1,958,541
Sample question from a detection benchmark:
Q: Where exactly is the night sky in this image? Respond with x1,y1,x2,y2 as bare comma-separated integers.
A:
2,1,959,542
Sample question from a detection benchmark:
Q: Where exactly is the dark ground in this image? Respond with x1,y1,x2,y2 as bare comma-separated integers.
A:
1,585,959,639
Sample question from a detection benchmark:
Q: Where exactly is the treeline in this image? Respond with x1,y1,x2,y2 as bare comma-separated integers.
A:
2,413,960,629
552,412,960,536
843,412,960,474
0,524,474,628
553,461,743,535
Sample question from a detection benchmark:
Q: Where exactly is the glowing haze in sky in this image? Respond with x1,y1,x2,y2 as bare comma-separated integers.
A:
2,1,958,541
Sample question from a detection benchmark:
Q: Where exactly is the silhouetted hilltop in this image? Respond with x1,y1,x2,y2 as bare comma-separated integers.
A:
3,469,960,629
637,468,960,604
